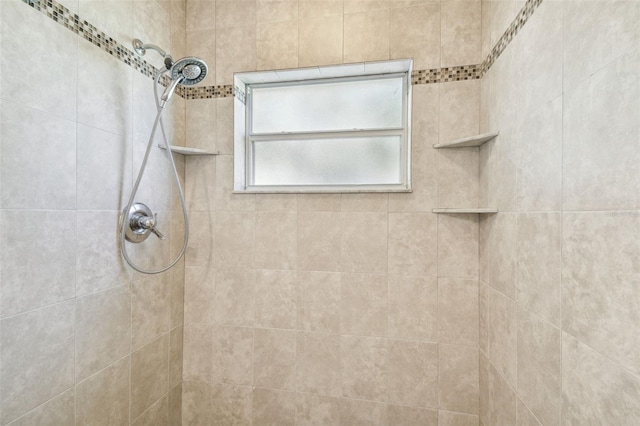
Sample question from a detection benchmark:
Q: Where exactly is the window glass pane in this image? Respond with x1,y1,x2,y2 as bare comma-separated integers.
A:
252,136,402,186
251,77,404,134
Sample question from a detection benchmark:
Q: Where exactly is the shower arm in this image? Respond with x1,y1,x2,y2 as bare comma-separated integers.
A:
132,38,173,69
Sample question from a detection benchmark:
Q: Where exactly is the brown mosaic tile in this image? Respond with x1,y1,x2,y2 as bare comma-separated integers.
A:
21,0,545,100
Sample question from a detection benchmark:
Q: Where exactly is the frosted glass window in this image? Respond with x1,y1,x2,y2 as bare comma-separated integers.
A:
234,60,412,193
253,137,402,186
252,78,403,134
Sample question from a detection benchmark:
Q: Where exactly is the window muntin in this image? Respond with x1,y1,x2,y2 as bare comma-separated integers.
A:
234,60,412,193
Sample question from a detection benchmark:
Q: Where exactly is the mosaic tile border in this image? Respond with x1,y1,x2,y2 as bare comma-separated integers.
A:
20,0,543,100
481,0,544,74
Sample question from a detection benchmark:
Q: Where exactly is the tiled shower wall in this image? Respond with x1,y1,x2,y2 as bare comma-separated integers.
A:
182,0,483,424
0,0,187,424
479,0,640,425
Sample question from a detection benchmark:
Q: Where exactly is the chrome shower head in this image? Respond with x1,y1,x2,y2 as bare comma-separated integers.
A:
170,57,208,86
160,57,208,107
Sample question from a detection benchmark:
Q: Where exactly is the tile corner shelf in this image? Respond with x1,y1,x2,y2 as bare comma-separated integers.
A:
158,145,219,156
433,131,499,149
432,208,498,214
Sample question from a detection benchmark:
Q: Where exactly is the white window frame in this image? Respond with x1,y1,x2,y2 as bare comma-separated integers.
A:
233,60,413,193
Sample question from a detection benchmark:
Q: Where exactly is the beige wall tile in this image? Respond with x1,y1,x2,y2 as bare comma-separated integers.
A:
211,383,253,425
437,214,479,279
441,1,481,67
388,275,438,342
169,326,183,388
77,39,132,137
296,332,342,396
216,0,256,28
185,97,216,152
298,193,342,211
75,286,131,382
212,326,254,385
131,395,168,426
214,268,256,326
487,360,516,426
255,193,298,211
76,358,130,426
388,405,438,425
252,388,296,426
388,212,437,276
182,381,213,424
257,0,298,23
517,307,561,426
341,335,388,402
340,273,387,336
255,212,298,270
486,213,517,299
340,212,388,274
131,334,169,420
438,148,480,209
488,289,516,387
0,104,76,210
517,398,542,426
9,388,74,426
562,51,640,211
216,25,257,85
1,211,76,316
298,211,342,271
561,333,640,425
186,156,216,211
439,344,479,415
387,340,438,408
76,126,131,211
438,410,479,426
183,323,213,382
516,97,562,212
562,211,640,376
186,1,215,30
0,302,75,425
389,4,440,70
254,269,297,329
298,15,343,67
388,149,438,212
184,266,215,324
343,9,390,63
257,20,298,70
169,383,182,426
339,398,387,425
439,278,479,347
214,211,256,269
297,271,341,333
254,329,296,390
216,97,235,155
75,211,131,296
132,275,171,349
439,80,480,144
215,155,256,211
295,393,341,425
516,212,561,326
479,282,489,355
0,2,77,120
563,0,639,91
341,193,388,212
411,84,439,151
299,0,343,18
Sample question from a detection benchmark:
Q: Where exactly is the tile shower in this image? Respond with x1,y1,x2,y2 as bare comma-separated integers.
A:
0,0,638,425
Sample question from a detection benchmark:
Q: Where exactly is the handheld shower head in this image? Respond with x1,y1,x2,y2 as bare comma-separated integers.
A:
160,57,208,107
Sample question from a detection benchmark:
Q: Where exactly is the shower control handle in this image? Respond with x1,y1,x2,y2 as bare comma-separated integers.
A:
122,203,166,243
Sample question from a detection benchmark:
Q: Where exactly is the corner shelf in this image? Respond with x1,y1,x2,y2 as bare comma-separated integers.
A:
433,131,499,149
433,208,498,214
158,145,219,156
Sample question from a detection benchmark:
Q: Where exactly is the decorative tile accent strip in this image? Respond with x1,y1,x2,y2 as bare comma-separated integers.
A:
20,0,544,100
411,64,482,85
481,0,544,74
